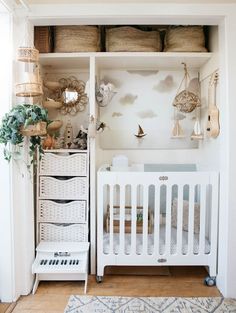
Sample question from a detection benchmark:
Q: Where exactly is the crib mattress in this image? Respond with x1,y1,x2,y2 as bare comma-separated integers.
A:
103,226,211,255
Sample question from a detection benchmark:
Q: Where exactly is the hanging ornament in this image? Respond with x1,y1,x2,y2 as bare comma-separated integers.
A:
96,82,117,107
173,63,200,113
171,120,185,138
64,121,74,148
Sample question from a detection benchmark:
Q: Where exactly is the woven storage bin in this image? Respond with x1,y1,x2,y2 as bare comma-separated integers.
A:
106,26,162,52
54,26,101,52
38,200,86,223
39,223,87,242
164,26,207,52
106,206,153,234
39,152,87,176
34,26,53,53
39,177,87,200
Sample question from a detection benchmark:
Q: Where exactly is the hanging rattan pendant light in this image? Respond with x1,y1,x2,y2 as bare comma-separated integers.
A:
173,63,200,113
15,20,43,98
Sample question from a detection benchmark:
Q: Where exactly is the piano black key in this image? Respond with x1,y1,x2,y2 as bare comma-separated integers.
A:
44,260,47,265
52,260,56,265
40,260,44,265
73,260,76,265
69,260,72,265
64,260,67,265
76,260,79,265
61,260,64,265
56,260,59,265
49,260,52,265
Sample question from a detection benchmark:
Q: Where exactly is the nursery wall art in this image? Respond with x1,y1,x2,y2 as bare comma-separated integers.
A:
99,68,200,150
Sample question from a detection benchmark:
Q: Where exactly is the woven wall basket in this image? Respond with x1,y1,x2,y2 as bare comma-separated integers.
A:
164,26,207,52
54,26,101,52
106,26,162,52
16,83,43,97
20,121,47,136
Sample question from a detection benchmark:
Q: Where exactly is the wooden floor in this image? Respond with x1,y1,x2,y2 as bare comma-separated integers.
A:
1,267,221,313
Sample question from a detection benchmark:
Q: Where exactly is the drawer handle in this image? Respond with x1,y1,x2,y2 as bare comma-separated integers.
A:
157,258,167,263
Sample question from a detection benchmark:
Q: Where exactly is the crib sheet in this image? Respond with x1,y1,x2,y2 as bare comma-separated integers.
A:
103,226,210,255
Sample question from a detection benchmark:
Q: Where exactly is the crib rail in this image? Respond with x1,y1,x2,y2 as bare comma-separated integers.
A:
97,170,219,275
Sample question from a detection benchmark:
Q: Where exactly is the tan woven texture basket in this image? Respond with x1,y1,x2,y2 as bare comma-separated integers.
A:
106,26,162,52
54,26,101,52
164,26,207,52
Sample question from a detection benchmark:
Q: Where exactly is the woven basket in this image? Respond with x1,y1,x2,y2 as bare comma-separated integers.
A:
39,176,87,200
34,26,53,53
106,26,162,52
20,121,47,136
39,152,87,176
38,200,86,223
17,47,39,63
164,26,207,52
16,82,43,97
54,26,101,52
39,223,87,242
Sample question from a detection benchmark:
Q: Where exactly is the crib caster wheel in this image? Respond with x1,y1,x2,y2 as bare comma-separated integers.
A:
96,276,103,283
204,276,216,286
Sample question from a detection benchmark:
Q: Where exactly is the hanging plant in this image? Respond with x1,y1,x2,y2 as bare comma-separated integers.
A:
0,104,51,163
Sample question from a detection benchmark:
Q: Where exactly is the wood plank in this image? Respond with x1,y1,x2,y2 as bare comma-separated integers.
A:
11,266,221,313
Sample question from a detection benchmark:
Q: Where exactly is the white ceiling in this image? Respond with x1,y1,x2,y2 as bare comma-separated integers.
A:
26,0,236,3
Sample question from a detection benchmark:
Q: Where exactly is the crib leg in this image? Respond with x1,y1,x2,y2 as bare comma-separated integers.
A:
204,276,216,287
96,275,103,283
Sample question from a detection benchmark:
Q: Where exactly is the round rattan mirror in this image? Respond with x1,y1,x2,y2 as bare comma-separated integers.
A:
56,76,88,115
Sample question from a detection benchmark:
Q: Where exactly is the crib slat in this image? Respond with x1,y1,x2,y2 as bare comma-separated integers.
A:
177,185,184,255
142,185,149,255
165,184,172,256
154,184,160,256
199,184,206,255
187,185,195,255
131,185,137,255
109,184,114,255
119,185,125,254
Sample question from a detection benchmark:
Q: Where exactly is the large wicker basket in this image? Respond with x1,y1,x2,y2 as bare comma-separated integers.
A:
164,26,207,52
54,26,101,52
106,26,162,52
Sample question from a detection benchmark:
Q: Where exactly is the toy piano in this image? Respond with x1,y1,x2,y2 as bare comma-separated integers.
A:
32,241,89,294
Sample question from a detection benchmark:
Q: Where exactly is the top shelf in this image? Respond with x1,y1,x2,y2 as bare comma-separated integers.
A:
39,52,212,70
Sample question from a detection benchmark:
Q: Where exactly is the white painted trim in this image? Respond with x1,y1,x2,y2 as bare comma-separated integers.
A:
0,12,15,302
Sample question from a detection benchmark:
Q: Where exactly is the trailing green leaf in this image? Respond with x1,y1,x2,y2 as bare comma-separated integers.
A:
0,104,51,163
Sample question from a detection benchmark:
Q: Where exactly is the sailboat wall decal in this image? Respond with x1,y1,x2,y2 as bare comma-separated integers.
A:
135,124,146,138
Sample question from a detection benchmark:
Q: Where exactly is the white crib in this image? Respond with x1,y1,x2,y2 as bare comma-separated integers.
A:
97,165,219,285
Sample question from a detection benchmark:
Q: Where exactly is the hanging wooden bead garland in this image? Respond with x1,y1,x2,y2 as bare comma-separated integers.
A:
173,63,200,113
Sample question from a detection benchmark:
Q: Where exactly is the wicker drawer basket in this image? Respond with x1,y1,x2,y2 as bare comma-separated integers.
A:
106,26,162,52
54,26,101,52
38,200,86,223
164,26,207,52
39,152,87,176
39,177,87,200
39,223,87,242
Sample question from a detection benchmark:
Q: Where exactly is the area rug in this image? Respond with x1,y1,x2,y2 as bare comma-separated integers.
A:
64,296,236,313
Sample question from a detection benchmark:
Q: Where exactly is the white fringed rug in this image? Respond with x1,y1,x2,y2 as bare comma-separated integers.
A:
64,296,236,313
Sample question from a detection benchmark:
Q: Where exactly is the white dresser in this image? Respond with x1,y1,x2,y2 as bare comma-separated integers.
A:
32,149,89,293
